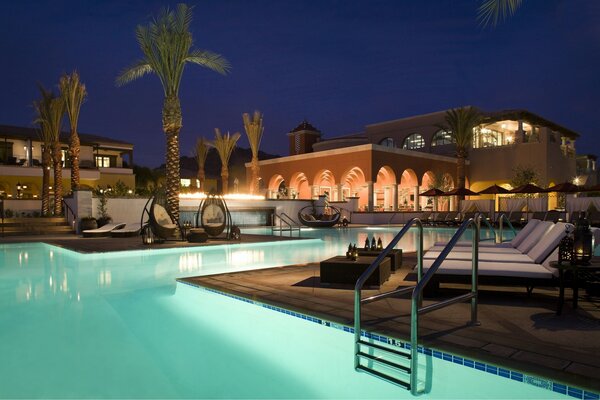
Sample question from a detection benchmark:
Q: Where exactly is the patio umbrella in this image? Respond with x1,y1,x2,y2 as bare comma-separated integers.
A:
420,188,446,196
445,187,480,196
546,182,583,193
509,183,545,194
477,184,510,215
477,184,510,195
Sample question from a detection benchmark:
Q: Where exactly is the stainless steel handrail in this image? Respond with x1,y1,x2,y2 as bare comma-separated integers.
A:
280,212,300,228
354,218,424,367
388,212,400,225
497,213,517,244
409,217,480,394
477,212,497,241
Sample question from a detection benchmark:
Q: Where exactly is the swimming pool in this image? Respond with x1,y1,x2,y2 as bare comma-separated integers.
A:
0,227,586,398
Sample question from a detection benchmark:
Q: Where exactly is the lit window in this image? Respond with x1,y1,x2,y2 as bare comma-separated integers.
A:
379,137,395,147
95,156,111,168
431,130,454,146
181,179,191,187
402,134,425,150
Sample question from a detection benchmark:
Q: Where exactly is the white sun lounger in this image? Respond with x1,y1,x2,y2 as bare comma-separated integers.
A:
431,219,543,250
82,222,126,238
110,222,143,237
424,222,569,264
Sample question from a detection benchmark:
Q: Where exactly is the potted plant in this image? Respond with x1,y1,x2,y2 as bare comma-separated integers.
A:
79,216,97,231
96,195,112,227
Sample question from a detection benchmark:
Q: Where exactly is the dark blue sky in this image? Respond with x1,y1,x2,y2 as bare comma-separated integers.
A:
1,0,599,167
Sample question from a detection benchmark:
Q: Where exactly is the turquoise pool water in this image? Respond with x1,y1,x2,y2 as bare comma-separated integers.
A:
0,227,579,399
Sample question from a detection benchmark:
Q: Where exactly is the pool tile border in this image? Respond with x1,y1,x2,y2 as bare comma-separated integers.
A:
178,280,599,400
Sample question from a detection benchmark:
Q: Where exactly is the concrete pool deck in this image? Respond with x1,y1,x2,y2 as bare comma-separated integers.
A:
180,253,600,392
0,232,309,253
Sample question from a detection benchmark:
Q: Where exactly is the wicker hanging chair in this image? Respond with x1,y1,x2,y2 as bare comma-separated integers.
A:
141,189,179,241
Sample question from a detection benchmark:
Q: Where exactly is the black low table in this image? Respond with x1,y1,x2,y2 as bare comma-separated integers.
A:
187,228,209,243
549,261,600,315
356,249,402,271
320,256,391,286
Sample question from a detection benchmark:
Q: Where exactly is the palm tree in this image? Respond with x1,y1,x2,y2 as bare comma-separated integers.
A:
116,3,230,221
242,111,264,194
478,0,522,28
194,137,210,191
33,87,59,216
212,129,240,194
33,86,65,215
439,107,482,195
59,71,87,192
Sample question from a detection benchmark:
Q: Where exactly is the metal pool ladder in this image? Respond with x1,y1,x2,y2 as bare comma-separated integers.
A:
354,217,481,395
271,212,301,235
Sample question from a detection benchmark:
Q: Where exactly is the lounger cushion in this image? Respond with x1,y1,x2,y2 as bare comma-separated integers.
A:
421,259,554,279
427,245,521,254
515,221,554,253
433,241,514,248
509,219,541,247
526,222,571,264
424,250,535,263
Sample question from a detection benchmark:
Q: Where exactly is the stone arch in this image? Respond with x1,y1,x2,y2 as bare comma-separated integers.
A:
289,172,310,199
267,174,285,199
398,169,418,210
374,166,397,211
340,166,368,209
313,169,336,198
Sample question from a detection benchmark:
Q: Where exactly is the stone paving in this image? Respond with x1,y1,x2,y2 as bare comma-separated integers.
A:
181,253,600,392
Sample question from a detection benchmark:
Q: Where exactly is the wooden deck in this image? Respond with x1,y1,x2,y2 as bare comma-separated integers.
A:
181,253,600,392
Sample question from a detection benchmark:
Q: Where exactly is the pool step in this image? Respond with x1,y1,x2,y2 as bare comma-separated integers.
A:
356,339,411,390
0,217,74,235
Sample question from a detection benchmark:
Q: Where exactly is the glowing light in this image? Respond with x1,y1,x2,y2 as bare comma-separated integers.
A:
573,176,581,185
179,192,265,200
506,135,514,144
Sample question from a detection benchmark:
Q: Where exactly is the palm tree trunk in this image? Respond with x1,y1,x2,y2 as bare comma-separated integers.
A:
69,129,80,192
221,167,229,194
251,157,259,194
197,167,205,192
41,147,51,216
162,95,182,222
53,142,63,215
456,148,466,203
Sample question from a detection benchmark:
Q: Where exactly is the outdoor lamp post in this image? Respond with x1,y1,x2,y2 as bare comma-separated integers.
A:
573,212,593,265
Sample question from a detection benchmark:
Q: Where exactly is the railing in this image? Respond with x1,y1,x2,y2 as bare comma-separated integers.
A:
388,212,400,225
477,212,497,241
496,213,517,244
271,212,301,235
409,217,480,393
62,200,77,232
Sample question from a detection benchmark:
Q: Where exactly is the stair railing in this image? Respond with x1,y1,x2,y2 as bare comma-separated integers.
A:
496,213,517,243
409,217,480,394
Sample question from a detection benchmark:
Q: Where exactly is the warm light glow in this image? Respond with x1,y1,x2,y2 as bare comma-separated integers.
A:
505,135,513,143
573,176,581,185
179,192,265,200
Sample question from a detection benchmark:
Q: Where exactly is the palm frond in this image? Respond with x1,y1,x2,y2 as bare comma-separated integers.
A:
59,71,87,131
477,0,523,28
242,110,264,158
194,137,210,167
33,85,65,144
213,128,241,166
115,59,154,87
444,107,482,151
187,50,231,75
117,3,230,96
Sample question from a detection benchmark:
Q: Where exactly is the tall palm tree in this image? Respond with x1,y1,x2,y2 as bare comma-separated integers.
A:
116,3,230,221
439,107,482,195
478,0,522,28
33,87,60,216
212,129,240,194
242,111,264,194
33,86,65,215
194,137,210,191
59,71,87,192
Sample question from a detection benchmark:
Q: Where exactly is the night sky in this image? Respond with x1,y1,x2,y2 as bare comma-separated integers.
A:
0,0,599,167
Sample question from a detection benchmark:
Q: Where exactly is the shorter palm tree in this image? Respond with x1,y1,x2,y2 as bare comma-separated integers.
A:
242,111,264,194
194,137,210,191
477,0,522,28
211,129,240,194
438,107,482,195
33,87,59,216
